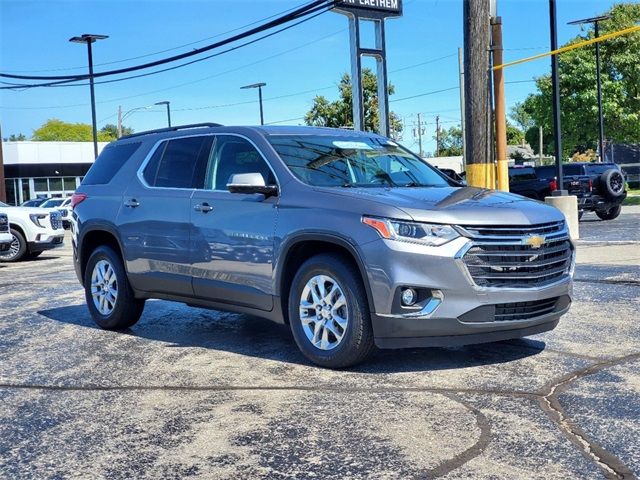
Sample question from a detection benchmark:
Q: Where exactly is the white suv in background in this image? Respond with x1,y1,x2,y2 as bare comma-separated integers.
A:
39,197,73,229
0,213,12,254
0,201,65,262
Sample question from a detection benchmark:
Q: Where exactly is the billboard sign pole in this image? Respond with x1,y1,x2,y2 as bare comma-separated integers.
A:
333,0,403,137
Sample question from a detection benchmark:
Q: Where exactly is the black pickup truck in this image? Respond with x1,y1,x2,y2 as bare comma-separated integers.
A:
562,162,626,220
508,166,555,200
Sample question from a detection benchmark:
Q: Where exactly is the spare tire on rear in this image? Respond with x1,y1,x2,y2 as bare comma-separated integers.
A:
600,169,625,199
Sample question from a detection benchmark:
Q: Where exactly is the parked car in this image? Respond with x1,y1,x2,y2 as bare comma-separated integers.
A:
508,166,556,200
562,162,627,220
73,124,574,368
0,201,65,262
0,213,12,253
437,168,466,184
21,198,48,208
39,197,73,229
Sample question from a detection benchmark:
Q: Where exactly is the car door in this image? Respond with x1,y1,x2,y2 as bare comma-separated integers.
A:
118,135,214,296
190,134,278,311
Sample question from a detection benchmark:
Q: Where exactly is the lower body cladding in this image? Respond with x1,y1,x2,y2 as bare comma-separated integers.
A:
359,236,573,349
28,234,65,253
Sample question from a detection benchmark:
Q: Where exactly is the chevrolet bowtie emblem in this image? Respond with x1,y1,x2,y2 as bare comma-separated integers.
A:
523,235,546,249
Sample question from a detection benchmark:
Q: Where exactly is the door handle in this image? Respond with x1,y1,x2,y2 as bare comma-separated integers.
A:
124,198,140,208
194,202,213,213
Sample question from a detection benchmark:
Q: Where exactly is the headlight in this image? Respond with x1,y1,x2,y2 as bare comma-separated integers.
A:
29,213,47,228
362,216,459,246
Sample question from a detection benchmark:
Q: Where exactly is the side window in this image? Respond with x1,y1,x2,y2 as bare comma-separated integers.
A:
208,136,276,190
143,136,214,189
82,142,141,185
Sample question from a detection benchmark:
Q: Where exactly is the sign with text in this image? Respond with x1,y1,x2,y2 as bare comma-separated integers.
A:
333,0,403,19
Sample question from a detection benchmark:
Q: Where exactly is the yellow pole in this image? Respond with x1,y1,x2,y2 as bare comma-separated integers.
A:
492,17,509,192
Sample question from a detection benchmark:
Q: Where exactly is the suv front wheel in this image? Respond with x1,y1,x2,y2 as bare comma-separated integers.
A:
288,253,374,368
84,246,145,330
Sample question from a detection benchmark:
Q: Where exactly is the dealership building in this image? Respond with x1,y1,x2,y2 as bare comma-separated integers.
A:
2,141,107,205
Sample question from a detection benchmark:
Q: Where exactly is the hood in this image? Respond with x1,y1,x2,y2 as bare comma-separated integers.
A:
322,186,565,226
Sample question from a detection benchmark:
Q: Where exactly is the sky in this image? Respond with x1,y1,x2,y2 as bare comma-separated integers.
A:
0,0,621,154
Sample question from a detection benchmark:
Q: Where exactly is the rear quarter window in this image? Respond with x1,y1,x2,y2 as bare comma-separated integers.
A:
563,164,583,176
82,142,142,185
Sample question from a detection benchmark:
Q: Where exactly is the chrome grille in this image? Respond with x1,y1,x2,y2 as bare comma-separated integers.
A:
49,211,62,230
460,221,572,288
495,297,559,321
0,214,8,232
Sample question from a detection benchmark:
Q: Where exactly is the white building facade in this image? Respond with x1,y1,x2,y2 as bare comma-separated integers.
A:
2,141,107,205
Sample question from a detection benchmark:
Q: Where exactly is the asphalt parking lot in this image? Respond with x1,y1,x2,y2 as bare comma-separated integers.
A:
1,206,638,479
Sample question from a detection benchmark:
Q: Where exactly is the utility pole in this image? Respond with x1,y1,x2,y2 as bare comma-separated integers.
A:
416,113,423,157
539,126,544,164
458,47,467,165
491,16,508,191
0,124,6,203
117,105,122,138
435,115,440,157
463,0,492,188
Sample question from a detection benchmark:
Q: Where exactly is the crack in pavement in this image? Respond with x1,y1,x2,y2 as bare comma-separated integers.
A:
3,350,639,478
425,393,492,478
538,352,640,480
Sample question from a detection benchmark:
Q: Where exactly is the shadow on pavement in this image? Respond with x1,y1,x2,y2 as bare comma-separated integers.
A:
39,302,544,373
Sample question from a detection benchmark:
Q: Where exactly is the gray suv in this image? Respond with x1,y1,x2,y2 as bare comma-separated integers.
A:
72,124,574,368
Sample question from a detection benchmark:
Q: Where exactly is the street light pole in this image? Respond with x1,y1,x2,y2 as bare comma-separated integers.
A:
69,34,108,159
548,0,565,195
155,101,171,127
240,82,267,125
568,15,610,162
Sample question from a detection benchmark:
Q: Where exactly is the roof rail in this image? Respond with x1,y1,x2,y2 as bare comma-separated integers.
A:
119,123,224,140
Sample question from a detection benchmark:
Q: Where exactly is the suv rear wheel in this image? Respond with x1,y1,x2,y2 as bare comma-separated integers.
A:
596,205,622,221
84,246,145,330
288,253,374,368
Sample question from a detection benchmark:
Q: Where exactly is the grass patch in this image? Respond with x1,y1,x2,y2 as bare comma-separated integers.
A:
624,196,640,206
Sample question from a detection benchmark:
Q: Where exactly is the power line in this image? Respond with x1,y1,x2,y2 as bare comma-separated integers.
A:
2,1,317,74
0,0,334,83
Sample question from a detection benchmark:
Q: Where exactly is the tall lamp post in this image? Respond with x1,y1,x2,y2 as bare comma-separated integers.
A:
240,82,266,125
69,34,108,159
155,101,172,127
548,0,566,195
568,15,611,162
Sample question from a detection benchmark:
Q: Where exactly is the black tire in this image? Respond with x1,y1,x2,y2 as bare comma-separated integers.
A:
578,211,584,221
596,205,622,221
84,245,145,330
600,169,625,199
0,228,27,262
288,253,375,369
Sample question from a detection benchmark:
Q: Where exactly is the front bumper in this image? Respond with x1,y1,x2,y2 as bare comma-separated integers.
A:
0,232,12,252
28,234,65,253
359,236,573,349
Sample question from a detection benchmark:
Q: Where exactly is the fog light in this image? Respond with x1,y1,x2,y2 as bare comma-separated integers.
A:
401,288,417,306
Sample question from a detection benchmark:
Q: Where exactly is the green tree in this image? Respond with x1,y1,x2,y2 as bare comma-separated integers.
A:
6,133,27,141
32,119,116,142
100,123,134,138
508,102,534,132
305,68,403,139
435,125,463,156
506,123,524,145
520,3,640,159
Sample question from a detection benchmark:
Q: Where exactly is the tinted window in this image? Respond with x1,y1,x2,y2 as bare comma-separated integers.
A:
208,136,276,190
82,142,141,185
535,166,556,180
268,135,449,188
143,136,214,189
563,164,583,176
508,168,536,181
585,164,618,175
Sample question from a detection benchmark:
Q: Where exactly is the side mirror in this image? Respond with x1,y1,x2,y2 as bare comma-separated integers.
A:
227,172,278,197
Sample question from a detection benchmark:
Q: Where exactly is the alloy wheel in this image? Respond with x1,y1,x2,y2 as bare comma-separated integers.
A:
91,259,118,315
0,235,20,261
299,274,349,351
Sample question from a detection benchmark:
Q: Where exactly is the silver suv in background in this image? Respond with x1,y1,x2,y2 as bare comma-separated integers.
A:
72,124,574,368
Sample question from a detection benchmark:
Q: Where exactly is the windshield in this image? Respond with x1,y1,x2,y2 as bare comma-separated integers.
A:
268,135,451,188
41,198,64,207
